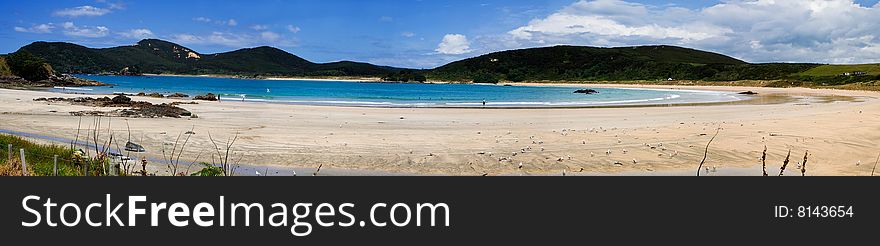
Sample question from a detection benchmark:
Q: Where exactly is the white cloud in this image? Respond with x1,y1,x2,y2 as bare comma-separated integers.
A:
193,17,212,23
401,32,415,38
14,24,55,34
119,29,155,39
379,16,394,22
61,22,109,38
108,2,126,10
54,6,111,17
174,32,251,47
502,0,880,64
261,31,281,42
436,34,472,55
287,25,301,33
193,17,238,26
170,31,296,48
251,25,269,31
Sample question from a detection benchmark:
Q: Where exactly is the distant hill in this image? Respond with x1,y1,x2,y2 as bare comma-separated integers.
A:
14,40,877,84
429,45,819,82
18,39,401,76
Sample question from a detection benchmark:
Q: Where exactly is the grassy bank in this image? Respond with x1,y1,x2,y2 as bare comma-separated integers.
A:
0,134,79,176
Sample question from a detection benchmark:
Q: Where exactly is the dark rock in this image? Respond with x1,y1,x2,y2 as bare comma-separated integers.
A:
193,93,218,101
167,93,189,98
111,95,132,104
146,92,164,98
574,89,600,94
738,91,759,95
136,92,146,96
125,142,146,152
42,96,192,118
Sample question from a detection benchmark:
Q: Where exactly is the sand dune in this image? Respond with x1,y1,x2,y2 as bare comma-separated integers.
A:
1,85,878,176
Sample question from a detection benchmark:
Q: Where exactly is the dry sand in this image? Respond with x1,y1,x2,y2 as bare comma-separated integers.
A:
1,85,878,176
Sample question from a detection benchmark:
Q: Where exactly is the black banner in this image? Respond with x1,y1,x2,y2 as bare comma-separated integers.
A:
0,177,875,244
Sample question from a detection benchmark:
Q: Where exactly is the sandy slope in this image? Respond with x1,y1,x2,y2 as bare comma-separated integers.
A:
1,85,878,176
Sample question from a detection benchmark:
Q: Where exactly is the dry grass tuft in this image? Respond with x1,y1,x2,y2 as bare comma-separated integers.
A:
779,149,791,176
762,146,768,177
0,158,31,176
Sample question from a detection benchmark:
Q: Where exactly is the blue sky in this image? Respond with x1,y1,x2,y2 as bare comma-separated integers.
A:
3,0,880,68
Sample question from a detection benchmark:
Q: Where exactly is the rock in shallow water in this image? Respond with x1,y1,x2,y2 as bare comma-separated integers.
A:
573,89,599,94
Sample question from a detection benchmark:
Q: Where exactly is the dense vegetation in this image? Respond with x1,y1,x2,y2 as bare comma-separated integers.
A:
382,69,427,82
3,51,55,81
13,40,880,84
429,45,823,83
0,56,12,76
18,39,400,77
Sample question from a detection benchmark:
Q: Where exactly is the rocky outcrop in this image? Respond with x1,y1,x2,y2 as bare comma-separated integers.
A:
0,74,105,88
167,93,189,98
193,93,218,101
573,89,600,94
35,95,192,118
738,91,759,95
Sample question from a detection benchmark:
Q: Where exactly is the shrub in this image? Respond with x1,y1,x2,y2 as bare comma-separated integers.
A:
5,51,54,81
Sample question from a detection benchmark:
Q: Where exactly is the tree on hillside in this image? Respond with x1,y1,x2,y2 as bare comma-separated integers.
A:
472,72,499,84
6,51,54,81
0,56,12,76
382,69,427,82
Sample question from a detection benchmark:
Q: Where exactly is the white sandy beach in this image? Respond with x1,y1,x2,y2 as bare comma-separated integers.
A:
1,85,878,176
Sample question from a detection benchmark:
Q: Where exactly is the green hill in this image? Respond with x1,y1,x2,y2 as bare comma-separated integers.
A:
799,64,880,76
429,45,819,82
18,39,400,76
14,40,878,84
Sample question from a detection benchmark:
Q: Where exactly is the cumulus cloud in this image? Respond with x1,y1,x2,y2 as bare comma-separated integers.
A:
401,32,415,38
227,19,238,26
54,6,111,17
502,0,880,64
61,22,109,38
119,29,155,39
14,24,55,34
436,34,472,55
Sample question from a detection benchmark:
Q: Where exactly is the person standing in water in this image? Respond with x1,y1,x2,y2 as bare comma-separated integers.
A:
482,99,487,107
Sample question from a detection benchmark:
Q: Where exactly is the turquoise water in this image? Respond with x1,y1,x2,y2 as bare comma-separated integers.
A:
56,75,744,107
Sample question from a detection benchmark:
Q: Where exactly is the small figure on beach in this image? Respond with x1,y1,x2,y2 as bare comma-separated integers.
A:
482,99,487,107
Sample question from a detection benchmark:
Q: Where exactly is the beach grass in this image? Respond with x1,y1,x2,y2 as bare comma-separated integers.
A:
0,134,80,176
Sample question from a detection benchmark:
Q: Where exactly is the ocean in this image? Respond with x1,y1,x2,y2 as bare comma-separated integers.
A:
58,75,745,107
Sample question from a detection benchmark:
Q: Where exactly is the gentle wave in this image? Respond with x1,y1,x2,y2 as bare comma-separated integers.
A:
53,86,93,91
233,94,694,107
